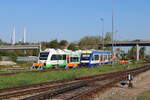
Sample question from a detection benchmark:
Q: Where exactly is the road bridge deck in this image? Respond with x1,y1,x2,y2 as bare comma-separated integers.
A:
99,41,150,46
0,45,41,50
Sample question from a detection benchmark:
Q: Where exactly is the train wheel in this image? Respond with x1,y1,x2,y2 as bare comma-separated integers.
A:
65,65,69,69
38,66,43,70
31,66,35,70
73,66,77,69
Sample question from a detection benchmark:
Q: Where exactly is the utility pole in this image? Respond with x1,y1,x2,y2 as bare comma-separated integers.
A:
100,18,104,50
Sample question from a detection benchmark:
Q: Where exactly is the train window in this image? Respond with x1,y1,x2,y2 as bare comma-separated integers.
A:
95,55,99,60
58,55,62,60
81,54,90,60
103,55,105,60
106,55,108,60
51,55,57,60
108,55,111,60
104,55,107,60
92,55,99,60
39,52,49,60
51,55,64,60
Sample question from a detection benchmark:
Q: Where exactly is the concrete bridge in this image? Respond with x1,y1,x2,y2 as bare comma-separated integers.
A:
100,41,150,46
0,45,41,51
99,41,150,61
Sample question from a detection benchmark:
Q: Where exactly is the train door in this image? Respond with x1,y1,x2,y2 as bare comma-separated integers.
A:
66,54,70,64
62,54,67,66
100,54,104,63
99,54,102,63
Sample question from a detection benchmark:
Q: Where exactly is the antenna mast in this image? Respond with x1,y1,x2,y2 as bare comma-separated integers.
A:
23,27,26,43
12,25,16,45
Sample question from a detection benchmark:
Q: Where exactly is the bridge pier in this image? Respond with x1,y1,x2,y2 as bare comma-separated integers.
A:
136,44,140,61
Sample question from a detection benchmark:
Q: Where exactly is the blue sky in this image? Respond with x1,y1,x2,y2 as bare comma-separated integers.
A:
0,0,150,43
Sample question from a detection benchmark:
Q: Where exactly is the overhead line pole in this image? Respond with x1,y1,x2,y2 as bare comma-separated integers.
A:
112,0,115,66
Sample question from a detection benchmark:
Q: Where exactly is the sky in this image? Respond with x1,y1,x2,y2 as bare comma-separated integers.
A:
0,0,150,43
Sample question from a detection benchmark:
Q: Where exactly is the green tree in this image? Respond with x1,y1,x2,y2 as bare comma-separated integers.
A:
0,39,3,45
49,40,59,48
59,40,68,49
139,47,145,59
103,32,112,50
68,43,78,51
128,46,136,59
41,40,58,49
78,36,102,50
128,46,146,60
104,32,112,42
0,39,7,45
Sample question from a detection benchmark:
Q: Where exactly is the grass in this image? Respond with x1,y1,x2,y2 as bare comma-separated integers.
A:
0,62,145,89
137,90,150,100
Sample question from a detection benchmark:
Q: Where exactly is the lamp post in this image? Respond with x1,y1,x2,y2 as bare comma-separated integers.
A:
100,18,104,50
112,0,115,66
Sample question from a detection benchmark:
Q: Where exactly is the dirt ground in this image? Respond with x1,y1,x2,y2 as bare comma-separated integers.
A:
94,69,150,100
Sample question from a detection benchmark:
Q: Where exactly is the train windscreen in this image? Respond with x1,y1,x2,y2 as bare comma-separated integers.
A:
39,52,49,60
81,54,90,60
70,57,79,62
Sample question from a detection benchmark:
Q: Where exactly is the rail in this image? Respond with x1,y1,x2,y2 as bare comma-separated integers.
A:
20,65,150,100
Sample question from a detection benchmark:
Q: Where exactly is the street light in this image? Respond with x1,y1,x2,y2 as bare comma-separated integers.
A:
100,18,104,50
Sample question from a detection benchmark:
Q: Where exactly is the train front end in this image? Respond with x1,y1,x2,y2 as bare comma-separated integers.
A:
32,51,49,70
80,50,92,67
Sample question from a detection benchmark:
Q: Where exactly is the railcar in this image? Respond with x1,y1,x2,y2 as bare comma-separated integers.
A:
32,48,67,70
80,50,112,67
32,49,82,70
64,49,82,68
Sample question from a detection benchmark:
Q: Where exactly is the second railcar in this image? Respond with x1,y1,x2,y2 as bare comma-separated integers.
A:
80,50,112,67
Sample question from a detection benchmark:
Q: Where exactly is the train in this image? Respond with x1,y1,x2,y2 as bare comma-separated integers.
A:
32,49,112,70
80,50,112,67
32,49,81,70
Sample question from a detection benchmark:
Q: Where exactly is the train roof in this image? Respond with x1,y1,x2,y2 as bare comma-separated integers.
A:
42,48,82,55
63,49,82,56
42,48,65,54
82,50,111,54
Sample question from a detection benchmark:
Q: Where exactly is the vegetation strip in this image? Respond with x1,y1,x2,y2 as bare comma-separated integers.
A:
0,63,146,89
137,90,150,100
0,65,149,100
21,65,150,100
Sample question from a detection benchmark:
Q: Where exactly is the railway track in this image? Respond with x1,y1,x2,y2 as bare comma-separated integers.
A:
0,65,149,100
